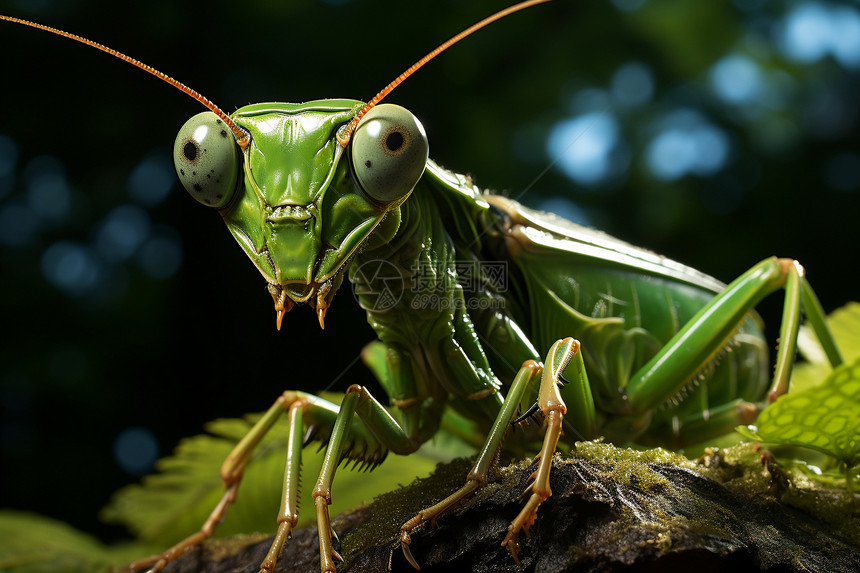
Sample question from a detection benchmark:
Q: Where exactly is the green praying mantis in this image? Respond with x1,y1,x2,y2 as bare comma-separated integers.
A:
0,0,853,571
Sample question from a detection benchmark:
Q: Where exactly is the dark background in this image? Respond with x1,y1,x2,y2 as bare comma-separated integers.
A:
1,0,858,543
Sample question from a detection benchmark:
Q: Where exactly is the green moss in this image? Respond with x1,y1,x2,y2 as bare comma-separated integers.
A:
340,457,474,564
335,438,859,569
569,439,701,492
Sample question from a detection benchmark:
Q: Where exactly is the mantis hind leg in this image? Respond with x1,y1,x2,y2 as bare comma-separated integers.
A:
602,258,843,448
625,258,843,417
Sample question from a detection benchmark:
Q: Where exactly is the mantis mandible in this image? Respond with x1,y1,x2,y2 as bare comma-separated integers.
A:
0,1,848,566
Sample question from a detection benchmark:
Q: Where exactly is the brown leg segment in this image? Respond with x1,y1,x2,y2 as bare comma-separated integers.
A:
129,482,240,571
501,409,564,564
500,339,574,564
400,338,582,569
128,392,304,572
399,361,543,569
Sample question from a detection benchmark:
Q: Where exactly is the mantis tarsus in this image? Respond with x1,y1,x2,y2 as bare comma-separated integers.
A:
3,0,856,568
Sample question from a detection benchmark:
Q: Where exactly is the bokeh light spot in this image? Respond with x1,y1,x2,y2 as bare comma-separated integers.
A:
41,241,101,296
113,426,159,476
138,225,183,280
611,62,655,108
25,156,71,223
645,111,730,181
709,55,762,105
548,112,626,186
612,0,647,12
535,197,591,226
128,152,175,207
95,205,151,262
779,2,860,68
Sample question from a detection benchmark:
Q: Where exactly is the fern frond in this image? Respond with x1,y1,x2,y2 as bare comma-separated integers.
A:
0,511,152,573
101,410,444,547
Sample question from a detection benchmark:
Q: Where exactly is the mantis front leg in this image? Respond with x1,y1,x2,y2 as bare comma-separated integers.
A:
129,392,315,572
129,387,417,573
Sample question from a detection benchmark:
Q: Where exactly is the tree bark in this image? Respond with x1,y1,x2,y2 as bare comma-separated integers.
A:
161,443,860,573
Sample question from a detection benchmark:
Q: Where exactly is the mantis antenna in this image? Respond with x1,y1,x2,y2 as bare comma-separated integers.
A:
0,14,251,149
1,0,552,149
337,0,554,146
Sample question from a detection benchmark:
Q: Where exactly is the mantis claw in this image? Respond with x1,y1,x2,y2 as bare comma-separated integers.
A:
330,525,343,562
401,539,421,570
501,533,522,566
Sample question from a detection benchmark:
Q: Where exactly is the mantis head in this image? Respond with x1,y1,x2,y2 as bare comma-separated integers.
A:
0,0,551,330
173,101,428,329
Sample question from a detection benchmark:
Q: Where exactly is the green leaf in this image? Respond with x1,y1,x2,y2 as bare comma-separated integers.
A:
794,302,860,392
736,355,860,467
0,511,148,573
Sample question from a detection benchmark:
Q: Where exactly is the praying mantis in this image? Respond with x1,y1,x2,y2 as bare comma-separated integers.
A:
1,0,860,568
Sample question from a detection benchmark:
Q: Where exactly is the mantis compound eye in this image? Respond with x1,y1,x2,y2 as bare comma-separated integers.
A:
351,104,429,203
173,111,240,208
